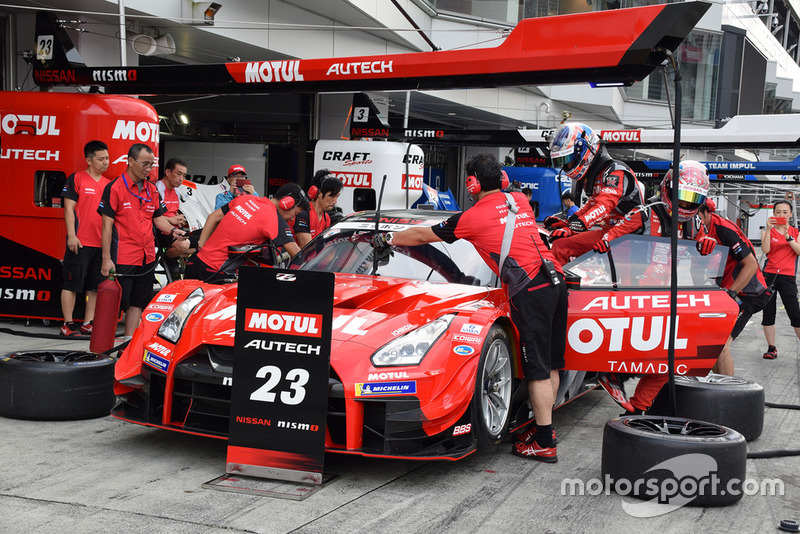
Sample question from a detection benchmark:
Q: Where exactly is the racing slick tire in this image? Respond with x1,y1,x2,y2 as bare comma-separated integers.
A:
0,350,116,420
602,415,747,507
471,325,514,451
648,374,764,441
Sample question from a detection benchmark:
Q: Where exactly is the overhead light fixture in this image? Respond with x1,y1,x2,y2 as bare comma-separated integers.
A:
590,81,629,88
177,112,189,125
205,3,222,24
192,2,221,25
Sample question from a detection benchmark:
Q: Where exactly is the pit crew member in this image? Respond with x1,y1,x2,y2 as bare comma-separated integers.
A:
593,160,713,413
156,158,198,263
294,170,343,248
373,153,567,463
59,140,110,337
99,144,186,337
186,182,307,282
760,199,800,360
544,122,645,266
698,199,770,375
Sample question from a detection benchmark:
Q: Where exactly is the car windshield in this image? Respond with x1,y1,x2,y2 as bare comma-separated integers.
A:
564,234,729,289
289,220,496,286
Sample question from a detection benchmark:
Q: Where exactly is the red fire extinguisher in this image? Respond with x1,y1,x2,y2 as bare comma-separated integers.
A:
90,270,122,354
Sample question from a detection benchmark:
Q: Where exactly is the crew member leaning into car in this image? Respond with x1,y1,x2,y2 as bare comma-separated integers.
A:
544,122,645,267
372,153,567,464
185,182,307,282
593,161,718,412
697,198,770,376
294,170,343,248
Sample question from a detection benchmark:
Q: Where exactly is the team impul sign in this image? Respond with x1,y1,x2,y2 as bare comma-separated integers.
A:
227,267,334,484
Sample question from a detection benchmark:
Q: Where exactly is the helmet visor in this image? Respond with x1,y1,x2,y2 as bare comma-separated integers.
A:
552,152,576,171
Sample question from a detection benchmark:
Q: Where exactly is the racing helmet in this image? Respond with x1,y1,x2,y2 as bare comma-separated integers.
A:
548,122,600,181
661,160,709,222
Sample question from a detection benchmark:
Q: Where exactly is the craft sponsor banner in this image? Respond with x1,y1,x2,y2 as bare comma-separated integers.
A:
227,267,334,484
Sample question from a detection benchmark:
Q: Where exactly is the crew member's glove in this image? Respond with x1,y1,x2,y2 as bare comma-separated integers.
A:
593,238,611,254
696,235,717,256
544,216,567,229
550,228,574,239
724,288,741,304
371,232,394,262
567,215,587,233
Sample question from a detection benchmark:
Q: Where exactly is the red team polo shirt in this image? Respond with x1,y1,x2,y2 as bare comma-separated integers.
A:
764,226,800,276
156,179,181,218
431,191,559,297
62,170,110,248
98,174,166,265
197,195,294,271
293,208,330,241
705,213,768,295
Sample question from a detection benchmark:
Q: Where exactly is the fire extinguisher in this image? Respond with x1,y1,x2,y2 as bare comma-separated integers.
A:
90,270,122,354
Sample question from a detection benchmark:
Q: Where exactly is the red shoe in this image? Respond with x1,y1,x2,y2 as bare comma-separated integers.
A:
60,322,80,337
514,424,558,446
80,321,93,335
512,439,558,463
763,347,778,360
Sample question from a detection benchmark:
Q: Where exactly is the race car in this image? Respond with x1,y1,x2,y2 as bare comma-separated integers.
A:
112,210,738,460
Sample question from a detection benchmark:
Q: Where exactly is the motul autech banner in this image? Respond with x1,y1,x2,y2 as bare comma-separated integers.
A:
227,267,334,485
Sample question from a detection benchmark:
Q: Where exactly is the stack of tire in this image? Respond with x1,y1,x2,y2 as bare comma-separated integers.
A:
0,351,116,420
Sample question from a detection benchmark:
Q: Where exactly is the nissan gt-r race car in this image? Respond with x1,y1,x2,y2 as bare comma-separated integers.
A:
112,210,738,460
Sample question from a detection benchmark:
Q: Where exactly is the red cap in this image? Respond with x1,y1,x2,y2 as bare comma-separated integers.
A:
705,198,717,212
227,164,246,176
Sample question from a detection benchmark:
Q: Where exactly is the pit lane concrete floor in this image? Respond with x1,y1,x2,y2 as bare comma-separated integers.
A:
1,309,799,534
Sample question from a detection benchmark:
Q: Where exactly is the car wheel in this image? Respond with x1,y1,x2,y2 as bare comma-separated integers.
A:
471,325,513,451
0,350,116,420
602,415,747,507
648,374,764,441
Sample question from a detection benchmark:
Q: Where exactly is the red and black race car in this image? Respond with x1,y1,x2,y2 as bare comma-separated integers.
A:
112,210,737,460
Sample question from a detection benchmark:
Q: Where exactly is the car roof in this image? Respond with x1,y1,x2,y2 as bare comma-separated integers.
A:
342,209,458,226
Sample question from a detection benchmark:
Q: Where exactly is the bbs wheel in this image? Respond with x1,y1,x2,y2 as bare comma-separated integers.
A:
0,350,116,420
649,374,764,441
602,415,747,508
471,325,513,451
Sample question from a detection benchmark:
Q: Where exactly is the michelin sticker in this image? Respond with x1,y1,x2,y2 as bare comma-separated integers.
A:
355,381,417,396
143,351,169,372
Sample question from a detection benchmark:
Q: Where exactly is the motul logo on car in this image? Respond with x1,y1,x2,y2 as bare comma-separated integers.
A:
245,308,322,338
333,172,373,188
112,120,159,143
368,371,409,380
568,316,688,355
600,130,642,143
402,174,423,190
92,69,137,82
244,61,304,83
0,114,60,135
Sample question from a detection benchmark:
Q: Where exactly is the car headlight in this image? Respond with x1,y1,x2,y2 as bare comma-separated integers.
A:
158,288,204,343
371,314,454,367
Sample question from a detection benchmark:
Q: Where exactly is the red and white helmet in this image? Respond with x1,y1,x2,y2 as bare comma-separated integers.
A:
661,160,709,222
548,122,601,181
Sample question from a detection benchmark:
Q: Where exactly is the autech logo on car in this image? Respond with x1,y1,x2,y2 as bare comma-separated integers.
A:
600,130,641,143
460,324,482,335
143,351,169,372
453,334,481,343
245,309,322,338
582,294,711,310
244,60,304,82
145,312,164,322
156,293,177,303
325,60,393,76
355,381,417,396
453,345,475,356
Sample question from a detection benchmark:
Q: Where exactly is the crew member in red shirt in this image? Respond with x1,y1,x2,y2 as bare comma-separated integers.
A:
99,144,186,337
185,183,306,282
372,153,567,463
760,199,800,359
59,140,111,337
698,199,770,375
156,158,198,264
544,122,645,266
294,170,343,247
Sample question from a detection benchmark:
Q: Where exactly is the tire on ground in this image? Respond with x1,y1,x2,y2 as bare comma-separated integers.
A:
0,351,116,420
602,415,747,507
648,374,764,441
471,325,514,451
